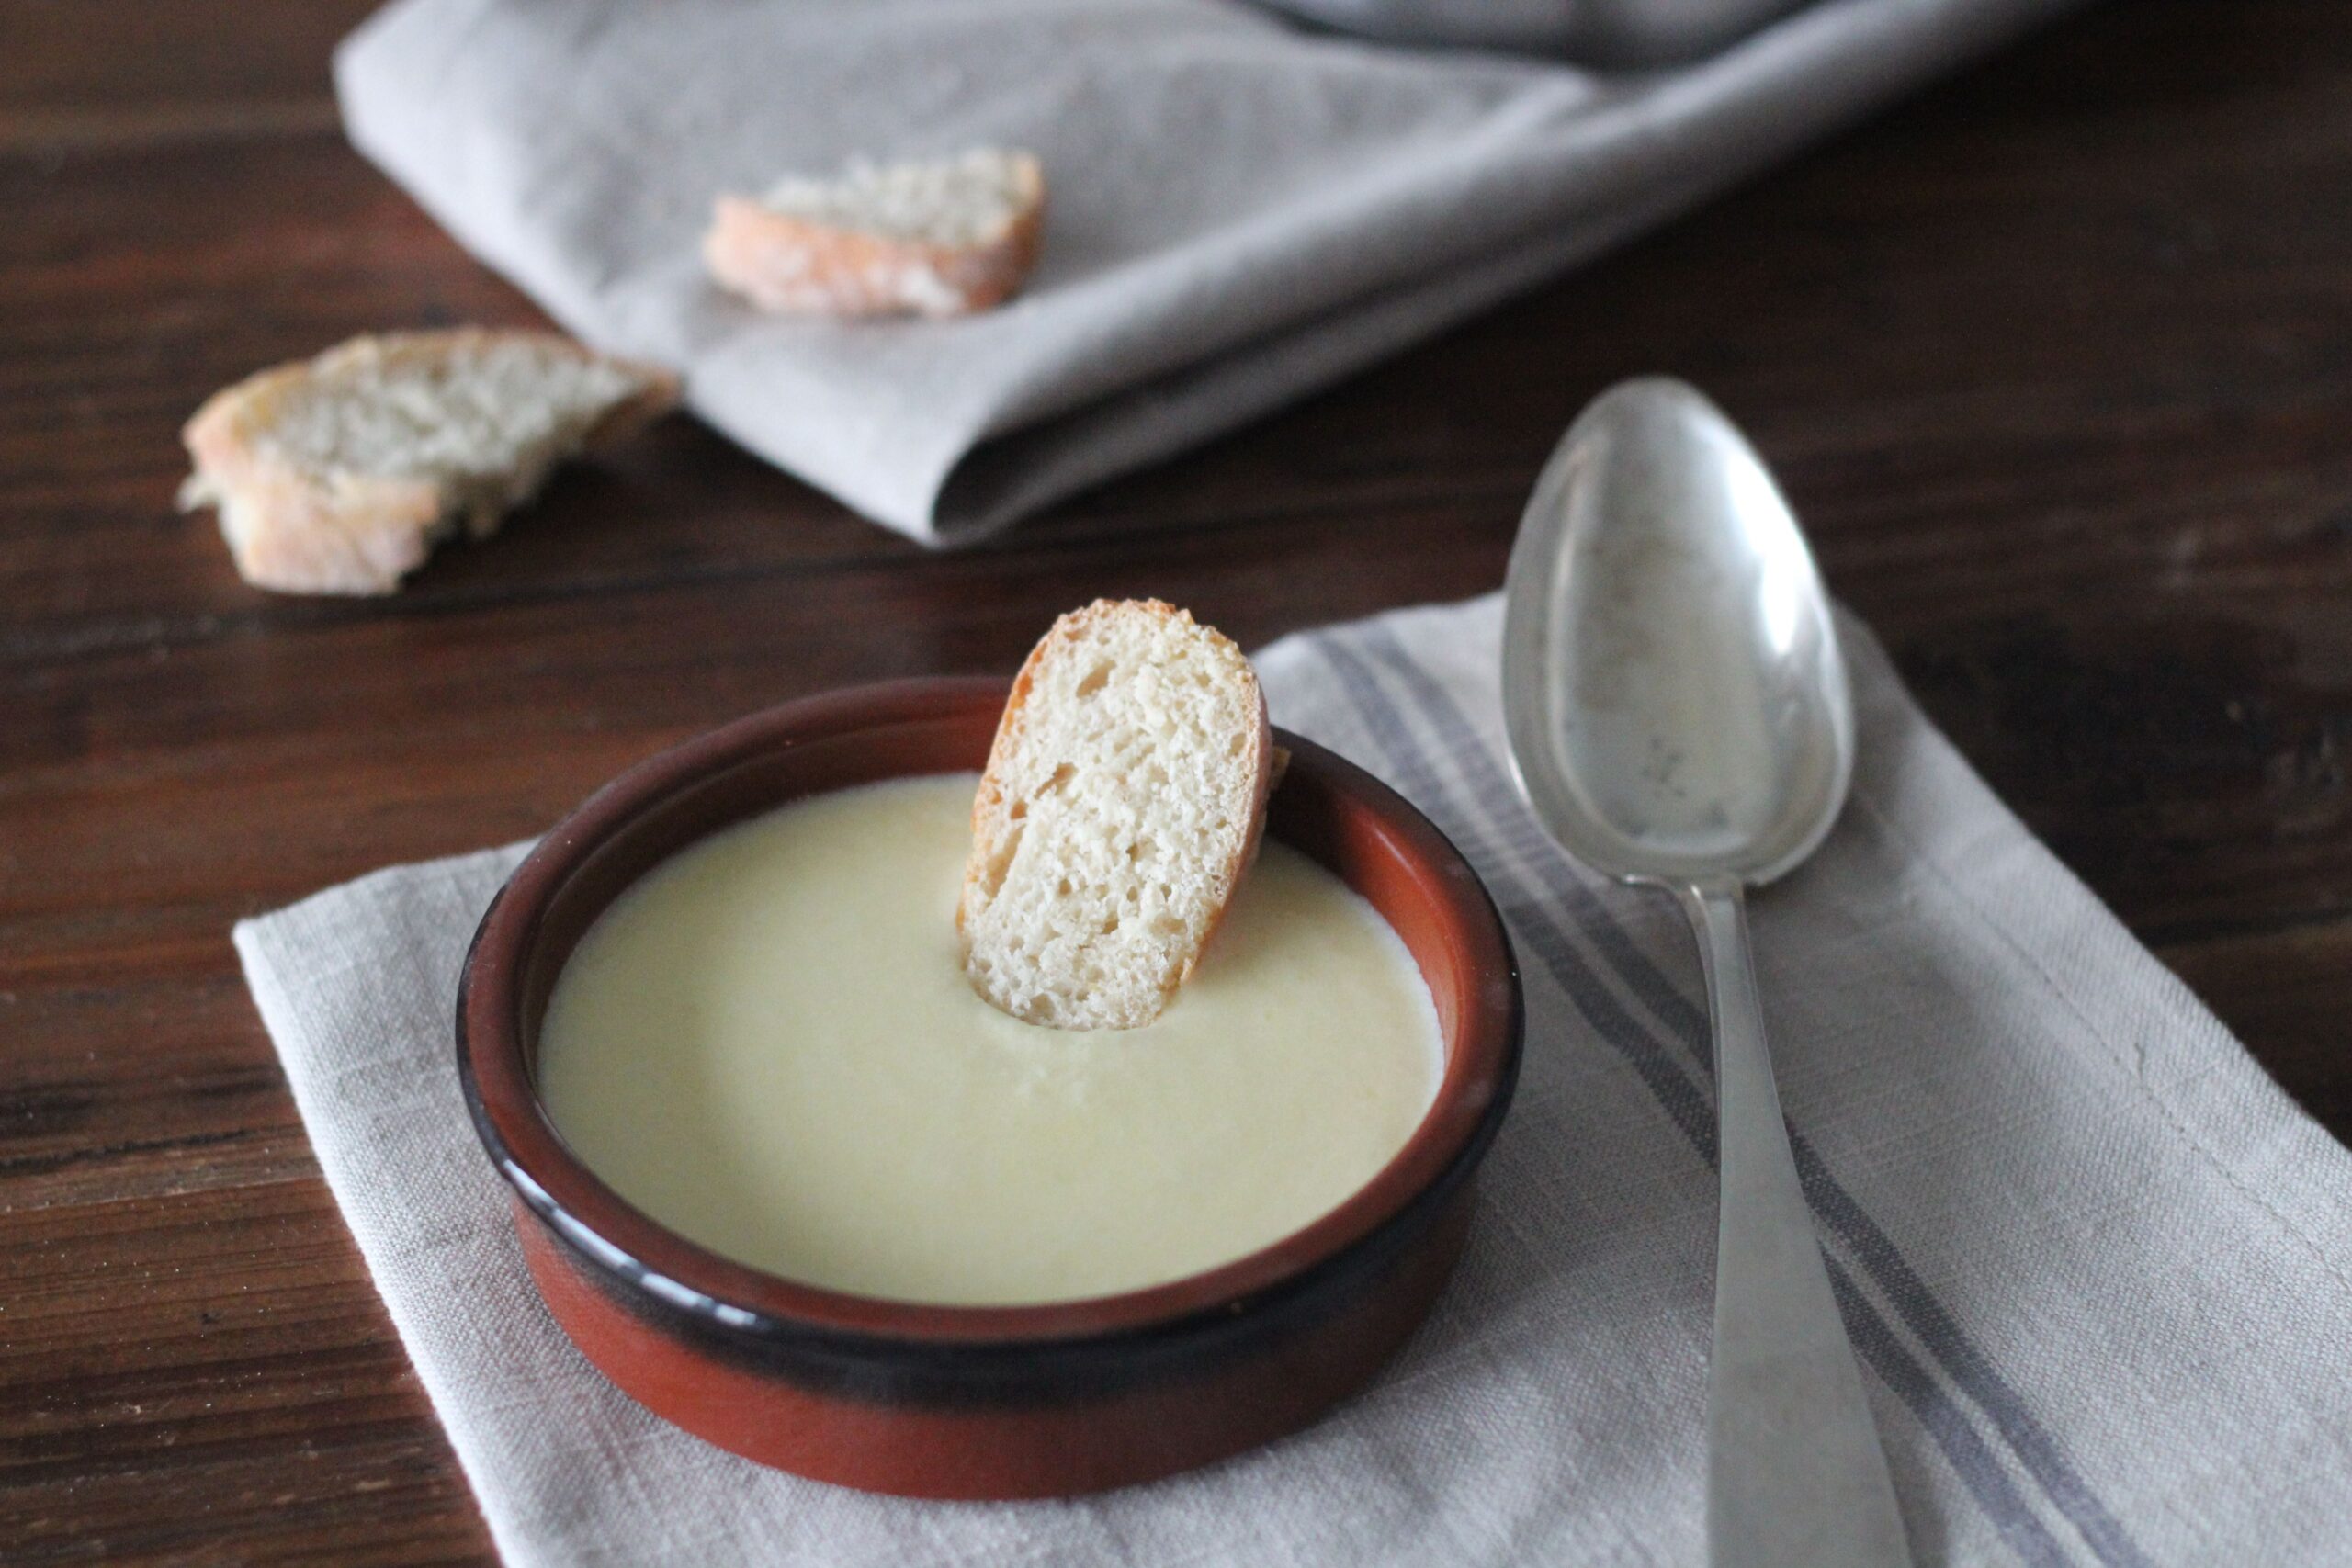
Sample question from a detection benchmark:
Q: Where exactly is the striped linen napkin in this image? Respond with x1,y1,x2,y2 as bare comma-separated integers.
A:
235,593,2352,1565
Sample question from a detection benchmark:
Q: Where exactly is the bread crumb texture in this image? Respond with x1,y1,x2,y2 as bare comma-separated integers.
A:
960,600,1272,1031
762,150,1036,246
706,148,1045,319
180,330,677,595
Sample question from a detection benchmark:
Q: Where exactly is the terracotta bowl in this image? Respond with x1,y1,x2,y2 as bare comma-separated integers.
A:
457,678,1522,1500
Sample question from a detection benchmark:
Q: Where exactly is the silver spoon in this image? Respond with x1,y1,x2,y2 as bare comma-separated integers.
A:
1502,378,1911,1568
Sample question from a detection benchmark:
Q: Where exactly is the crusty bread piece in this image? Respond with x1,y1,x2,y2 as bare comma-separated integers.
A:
179,329,679,595
959,600,1274,1031
705,149,1045,319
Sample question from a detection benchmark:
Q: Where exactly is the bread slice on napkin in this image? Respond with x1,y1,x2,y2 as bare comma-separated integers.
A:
179,329,679,596
959,600,1275,1031
705,148,1045,319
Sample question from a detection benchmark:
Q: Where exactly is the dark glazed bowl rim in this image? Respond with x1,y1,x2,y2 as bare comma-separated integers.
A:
458,677,1521,1353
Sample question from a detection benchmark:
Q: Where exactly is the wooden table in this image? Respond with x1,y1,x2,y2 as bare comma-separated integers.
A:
6,1,2347,1559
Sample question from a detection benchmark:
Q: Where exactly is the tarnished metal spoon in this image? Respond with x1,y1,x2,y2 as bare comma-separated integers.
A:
1247,0,1809,65
1502,378,1911,1568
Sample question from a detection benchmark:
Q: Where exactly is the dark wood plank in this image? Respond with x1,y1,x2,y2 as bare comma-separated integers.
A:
0,1186,491,1566
5,0,2351,1562
0,1,376,153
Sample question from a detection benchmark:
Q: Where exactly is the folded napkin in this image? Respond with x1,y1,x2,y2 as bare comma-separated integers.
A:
237,594,2352,1566
335,0,2084,543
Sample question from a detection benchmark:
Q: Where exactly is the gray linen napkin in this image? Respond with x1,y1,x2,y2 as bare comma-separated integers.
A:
236,594,2352,1566
334,0,2085,543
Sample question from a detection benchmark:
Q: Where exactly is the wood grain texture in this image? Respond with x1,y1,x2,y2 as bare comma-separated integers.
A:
3,0,2349,1561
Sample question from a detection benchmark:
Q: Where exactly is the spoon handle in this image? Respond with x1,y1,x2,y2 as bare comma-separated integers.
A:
1679,879,1913,1568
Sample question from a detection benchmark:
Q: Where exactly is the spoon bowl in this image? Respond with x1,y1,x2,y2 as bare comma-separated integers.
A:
1501,378,1852,886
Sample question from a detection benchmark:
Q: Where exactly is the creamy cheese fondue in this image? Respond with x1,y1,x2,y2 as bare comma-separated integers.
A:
537,773,1442,1306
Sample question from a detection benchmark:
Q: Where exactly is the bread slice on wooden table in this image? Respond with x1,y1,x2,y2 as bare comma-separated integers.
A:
706,148,1045,319
960,600,1275,1031
179,329,679,596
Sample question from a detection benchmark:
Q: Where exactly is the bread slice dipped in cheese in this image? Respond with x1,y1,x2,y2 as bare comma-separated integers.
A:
959,600,1274,1030
179,329,678,595
706,148,1045,319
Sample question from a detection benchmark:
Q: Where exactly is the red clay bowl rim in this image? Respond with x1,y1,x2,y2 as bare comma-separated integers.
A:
458,676,1521,1349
